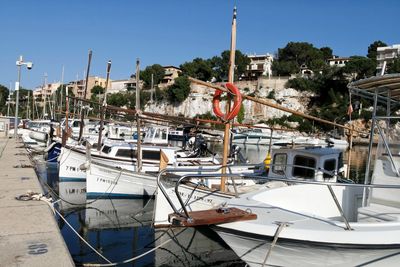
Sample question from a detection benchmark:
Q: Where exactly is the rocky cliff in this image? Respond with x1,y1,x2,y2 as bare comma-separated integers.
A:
144,77,314,124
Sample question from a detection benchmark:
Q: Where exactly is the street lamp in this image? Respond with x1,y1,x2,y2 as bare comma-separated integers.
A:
14,55,33,138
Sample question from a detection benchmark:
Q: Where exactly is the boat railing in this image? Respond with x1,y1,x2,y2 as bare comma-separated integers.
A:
157,166,400,230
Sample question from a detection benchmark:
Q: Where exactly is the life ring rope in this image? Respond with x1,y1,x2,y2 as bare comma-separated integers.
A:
212,82,242,121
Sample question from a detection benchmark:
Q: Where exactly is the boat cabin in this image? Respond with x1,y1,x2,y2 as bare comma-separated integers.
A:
268,146,343,182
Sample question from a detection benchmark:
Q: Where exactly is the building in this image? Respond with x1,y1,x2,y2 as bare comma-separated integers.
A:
109,79,136,94
66,76,111,99
327,56,350,68
158,66,182,89
33,82,61,100
244,53,274,80
376,44,400,74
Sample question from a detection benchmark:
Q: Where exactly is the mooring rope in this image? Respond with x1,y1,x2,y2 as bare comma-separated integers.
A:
15,191,172,266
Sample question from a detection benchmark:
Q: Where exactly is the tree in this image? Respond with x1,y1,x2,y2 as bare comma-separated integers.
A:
367,40,387,60
0,84,10,115
387,57,400,74
320,47,333,61
180,58,214,81
237,104,245,123
342,56,376,79
107,92,128,107
272,42,328,75
211,50,250,82
90,85,105,104
167,76,191,103
140,64,165,89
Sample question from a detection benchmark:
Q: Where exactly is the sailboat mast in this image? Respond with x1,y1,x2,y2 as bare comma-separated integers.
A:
136,58,142,172
78,50,92,141
221,6,237,191
97,60,111,150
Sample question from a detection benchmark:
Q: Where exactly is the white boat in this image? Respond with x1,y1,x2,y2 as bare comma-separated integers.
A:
58,125,176,182
210,74,400,266
154,146,345,227
232,124,284,146
86,160,160,198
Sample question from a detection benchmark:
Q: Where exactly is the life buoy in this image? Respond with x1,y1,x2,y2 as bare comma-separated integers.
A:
212,83,242,121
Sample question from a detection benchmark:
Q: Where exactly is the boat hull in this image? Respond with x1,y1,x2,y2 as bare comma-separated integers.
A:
214,227,400,267
86,162,157,199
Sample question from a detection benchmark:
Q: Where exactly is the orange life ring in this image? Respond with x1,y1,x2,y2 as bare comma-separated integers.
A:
212,82,242,121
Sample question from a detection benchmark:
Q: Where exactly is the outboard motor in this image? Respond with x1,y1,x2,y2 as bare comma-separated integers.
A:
230,145,247,163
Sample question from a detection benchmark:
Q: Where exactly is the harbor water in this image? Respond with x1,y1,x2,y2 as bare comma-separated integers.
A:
32,143,370,266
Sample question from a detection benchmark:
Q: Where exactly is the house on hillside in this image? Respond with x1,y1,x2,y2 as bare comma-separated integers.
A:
243,53,274,80
158,66,182,89
327,56,350,68
376,44,400,74
66,76,112,99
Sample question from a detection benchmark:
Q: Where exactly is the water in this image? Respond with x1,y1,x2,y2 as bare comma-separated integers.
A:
33,144,371,266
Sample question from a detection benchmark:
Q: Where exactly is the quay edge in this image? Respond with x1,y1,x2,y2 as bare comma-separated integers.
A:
0,137,74,267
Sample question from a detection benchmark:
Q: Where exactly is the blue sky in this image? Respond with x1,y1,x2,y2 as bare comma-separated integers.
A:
1,0,399,89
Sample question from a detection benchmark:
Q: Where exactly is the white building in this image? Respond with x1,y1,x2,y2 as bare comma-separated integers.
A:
376,44,400,74
244,53,273,80
109,79,135,94
327,56,350,68
33,82,61,100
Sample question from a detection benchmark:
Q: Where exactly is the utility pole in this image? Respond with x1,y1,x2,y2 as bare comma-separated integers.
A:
15,56,33,138
136,58,142,172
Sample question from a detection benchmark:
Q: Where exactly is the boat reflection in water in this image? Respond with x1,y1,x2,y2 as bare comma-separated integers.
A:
55,178,243,266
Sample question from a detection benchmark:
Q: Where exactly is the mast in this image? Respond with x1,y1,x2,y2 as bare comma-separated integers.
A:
7,82,12,117
97,60,111,150
78,50,92,141
27,91,30,120
60,65,64,120
221,6,237,191
62,78,70,146
43,73,47,119
136,58,142,172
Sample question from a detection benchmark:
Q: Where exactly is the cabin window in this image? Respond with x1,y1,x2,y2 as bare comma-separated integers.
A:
143,150,161,160
101,145,112,154
272,153,287,175
292,156,316,179
323,159,336,179
154,129,161,139
72,121,80,127
116,149,137,158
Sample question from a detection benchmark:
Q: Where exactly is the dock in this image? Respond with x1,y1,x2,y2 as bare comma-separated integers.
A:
0,137,74,267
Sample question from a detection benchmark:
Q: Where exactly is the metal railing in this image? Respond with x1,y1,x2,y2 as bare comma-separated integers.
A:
157,165,400,230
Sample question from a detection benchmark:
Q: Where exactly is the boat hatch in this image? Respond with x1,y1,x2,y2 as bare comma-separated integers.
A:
269,148,340,182
168,207,257,227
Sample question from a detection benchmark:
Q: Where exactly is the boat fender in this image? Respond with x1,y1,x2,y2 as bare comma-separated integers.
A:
212,82,242,121
44,141,57,153
79,161,90,171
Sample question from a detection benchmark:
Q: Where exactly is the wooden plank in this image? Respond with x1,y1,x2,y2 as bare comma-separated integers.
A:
169,207,257,227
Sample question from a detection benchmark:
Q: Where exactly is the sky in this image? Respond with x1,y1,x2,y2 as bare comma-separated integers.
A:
1,0,399,90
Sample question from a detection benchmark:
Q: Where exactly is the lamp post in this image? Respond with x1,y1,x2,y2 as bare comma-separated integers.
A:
15,55,33,138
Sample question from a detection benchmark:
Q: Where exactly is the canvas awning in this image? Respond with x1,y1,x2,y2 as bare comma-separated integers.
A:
348,74,400,105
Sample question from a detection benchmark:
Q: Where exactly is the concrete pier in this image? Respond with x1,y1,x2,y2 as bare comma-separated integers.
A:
0,137,74,267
